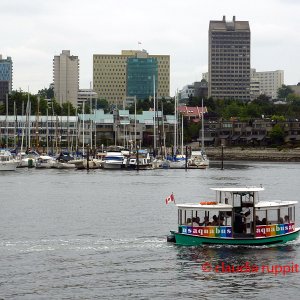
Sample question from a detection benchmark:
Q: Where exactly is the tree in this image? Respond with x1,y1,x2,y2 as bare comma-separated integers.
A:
269,124,284,145
61,102,76,115
277,85,293,100
96,99,109,112
38,86,54,99
271,115,285,122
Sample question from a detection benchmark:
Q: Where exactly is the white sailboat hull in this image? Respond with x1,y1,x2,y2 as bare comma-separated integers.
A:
0,161,18,171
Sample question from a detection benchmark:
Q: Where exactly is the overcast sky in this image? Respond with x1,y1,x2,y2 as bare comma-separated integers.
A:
1,0,299,95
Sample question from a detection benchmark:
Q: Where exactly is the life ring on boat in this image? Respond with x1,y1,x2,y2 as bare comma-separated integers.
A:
200,201,217,205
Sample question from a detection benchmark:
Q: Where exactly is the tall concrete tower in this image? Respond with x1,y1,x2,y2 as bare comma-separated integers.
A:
53,50,79,106
208,16,251,102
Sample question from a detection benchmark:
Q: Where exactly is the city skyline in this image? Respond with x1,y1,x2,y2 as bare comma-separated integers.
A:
1,0,299,96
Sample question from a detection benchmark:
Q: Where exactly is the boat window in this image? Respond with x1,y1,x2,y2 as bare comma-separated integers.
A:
183,210,193,225
178,209,182,225
279,207,289,224
233,192,254,207
288,206,294,223
218,191,232,204
256,209,267,225
266,209,278,225
219,211,232,226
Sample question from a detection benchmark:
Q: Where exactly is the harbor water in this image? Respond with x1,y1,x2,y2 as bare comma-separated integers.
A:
1,162,300,299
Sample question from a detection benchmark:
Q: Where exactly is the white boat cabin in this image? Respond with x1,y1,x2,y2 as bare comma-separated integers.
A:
177,187,297,238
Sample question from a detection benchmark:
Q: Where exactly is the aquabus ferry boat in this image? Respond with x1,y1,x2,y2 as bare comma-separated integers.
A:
169,187,299,246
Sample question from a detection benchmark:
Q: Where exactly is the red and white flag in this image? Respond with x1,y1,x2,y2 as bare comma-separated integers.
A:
165,193,175,205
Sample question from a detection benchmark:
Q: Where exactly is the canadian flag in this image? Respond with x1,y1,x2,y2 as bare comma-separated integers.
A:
165,193,175,205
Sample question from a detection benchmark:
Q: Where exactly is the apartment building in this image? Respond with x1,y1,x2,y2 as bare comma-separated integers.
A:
53,50,79,107
208,16,251,102
250,69,284,100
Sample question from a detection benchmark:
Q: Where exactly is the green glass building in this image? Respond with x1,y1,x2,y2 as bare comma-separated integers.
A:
126,57,158,100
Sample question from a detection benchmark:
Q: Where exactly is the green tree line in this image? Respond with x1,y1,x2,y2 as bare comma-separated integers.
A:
1,86,300,121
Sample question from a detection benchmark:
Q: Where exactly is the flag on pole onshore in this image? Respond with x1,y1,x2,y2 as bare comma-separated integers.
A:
165,193,175,205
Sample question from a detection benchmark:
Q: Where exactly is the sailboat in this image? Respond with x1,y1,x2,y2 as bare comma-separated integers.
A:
168,91,186,169
188,99,209,168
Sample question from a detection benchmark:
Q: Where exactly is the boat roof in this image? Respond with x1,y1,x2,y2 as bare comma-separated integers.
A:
211,187,265,192
177,203,232,210
176,200,298,209
256,200,298,208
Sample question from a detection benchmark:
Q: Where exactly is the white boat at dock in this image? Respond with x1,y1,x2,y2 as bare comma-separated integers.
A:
16,151,39,168
0,149,19,171
188,150,209,168
35,155,56,169
102,151,128,169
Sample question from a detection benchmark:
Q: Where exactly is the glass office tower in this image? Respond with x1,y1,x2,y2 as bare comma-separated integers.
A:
127,57,158,100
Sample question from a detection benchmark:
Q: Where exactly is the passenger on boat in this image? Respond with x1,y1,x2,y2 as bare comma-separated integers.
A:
211,215,219,226
199,216,211,226
186,218,192,226
284,215,290,223
255,215,262,225
279,217,284,224
219,216,225,226
192,217,200,227
234,212,244,233
261,218,267,225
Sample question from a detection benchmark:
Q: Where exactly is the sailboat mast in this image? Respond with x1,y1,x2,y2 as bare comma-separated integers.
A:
174,91,177,156
134,96,137,150
21,100,25,152
67,102,70,153
94,99,97,150
153,75,156,152
46,108,49,154
5,93,8,148
14,100,17,149
162,102,166,158
35,96,40,150
75,107,78,153
89,82,93,148
181,113,184,155
82,101,85,155
201,98,204,152
27,90,31,149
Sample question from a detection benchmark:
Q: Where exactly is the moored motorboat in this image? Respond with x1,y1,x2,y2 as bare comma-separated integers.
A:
51,152,75,169
127,150,153,170
0,149,19,171
35,155,56,169
102,151,128,169
169,187,299,246
16,151,39,168
188,150,209,168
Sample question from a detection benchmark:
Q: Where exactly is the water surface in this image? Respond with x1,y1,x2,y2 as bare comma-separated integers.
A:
0,162,299,299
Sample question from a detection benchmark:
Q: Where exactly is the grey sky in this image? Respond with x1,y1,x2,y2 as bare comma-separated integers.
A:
1,0,299,95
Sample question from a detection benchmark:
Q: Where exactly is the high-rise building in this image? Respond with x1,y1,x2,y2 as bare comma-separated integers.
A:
93,50,170,106
53,50,79,106
127,57,158,100
208,16,251,101
0,55,13,103
250,69,284,100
